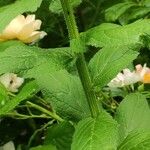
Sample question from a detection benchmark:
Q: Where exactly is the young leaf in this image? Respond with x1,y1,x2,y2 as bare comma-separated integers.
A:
115,93,150,142
81,19,150,48
71,111,119,150
0,80,39,116
105,2,136,22
0,0,43,32
45,121,75,150
118,131,150,150
26,69,90,121
89,44,139,88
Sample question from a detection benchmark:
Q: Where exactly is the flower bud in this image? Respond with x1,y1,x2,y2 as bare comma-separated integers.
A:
0,73,24,92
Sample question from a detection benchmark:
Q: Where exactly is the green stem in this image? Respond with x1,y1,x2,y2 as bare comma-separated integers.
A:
26,101,63,122
6,112,51,119
76,54,100,117
60,0,100,118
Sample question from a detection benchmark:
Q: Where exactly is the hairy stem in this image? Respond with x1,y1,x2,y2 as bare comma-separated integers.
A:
60,0,100,118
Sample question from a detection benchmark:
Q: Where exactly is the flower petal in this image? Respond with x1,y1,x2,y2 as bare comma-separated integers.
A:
20,31,46,43
33,20,42,30
2,15,25,39
40,31,47,39
17,21,36,39
25,14,35,23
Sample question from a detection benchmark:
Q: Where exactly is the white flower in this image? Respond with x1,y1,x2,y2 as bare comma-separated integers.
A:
0,14,47,43
108,64,150,88
0,73,24,92
0,141,15,150
108,68,141,88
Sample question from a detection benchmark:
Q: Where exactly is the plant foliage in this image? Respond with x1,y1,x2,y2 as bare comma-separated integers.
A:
0,0,150,150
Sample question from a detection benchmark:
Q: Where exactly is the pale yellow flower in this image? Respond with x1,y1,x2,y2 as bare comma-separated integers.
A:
0,15,47,43
0,73,24,92
0,141,15,150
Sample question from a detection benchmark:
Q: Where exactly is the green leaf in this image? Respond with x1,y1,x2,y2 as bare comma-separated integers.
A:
27,69,90,121
115,93,150,142
0,83,9,107
0,0,43,32
71,111,119,150
0,0,15,7
0,41,71,75
140,34,150,48
0,80,39,116
105,2,136,22
0,41,85,121
30,145,57,150
89,44,139,88
142,0,150,7
0,40,20,52
119,6,150,25
49,0,82,14
118,131,150,150
45,121,75,150
81,19,150,48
